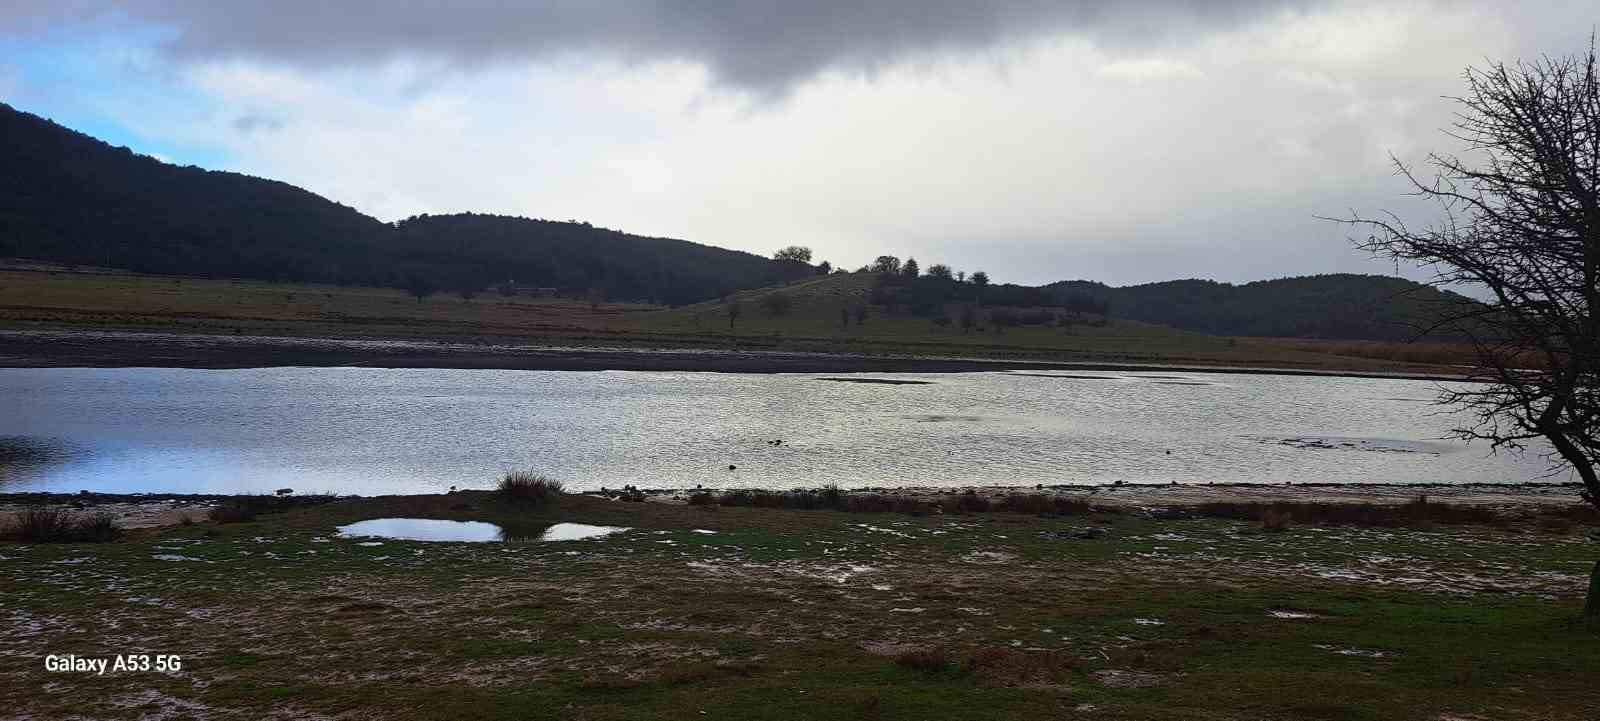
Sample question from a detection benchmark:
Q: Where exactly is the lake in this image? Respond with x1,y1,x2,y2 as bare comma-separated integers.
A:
0,367,1554,495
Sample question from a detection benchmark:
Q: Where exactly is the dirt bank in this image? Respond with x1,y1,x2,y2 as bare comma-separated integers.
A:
6,483,1585,531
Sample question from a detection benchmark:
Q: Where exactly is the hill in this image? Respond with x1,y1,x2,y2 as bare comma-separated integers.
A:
1046,274,1478,341
0,103,389,282
0,103,809,303
389,213,808,306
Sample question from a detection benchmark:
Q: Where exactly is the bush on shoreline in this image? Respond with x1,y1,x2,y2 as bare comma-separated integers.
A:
499,472,563,506
0,509,120,543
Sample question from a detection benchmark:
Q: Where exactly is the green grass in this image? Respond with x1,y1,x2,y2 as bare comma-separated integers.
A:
1,491,1597,719
0,267,1464,373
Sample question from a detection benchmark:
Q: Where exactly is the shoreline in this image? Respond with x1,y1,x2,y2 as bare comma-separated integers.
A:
4,482,1587,529
0,328,1474,381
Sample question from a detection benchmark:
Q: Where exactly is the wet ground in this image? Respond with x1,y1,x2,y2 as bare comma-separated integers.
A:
2,491,1597,720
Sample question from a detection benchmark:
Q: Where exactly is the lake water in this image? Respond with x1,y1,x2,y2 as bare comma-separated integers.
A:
0,367,1555,495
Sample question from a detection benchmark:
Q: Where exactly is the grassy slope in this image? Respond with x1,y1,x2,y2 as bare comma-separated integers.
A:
0,267,1455,372
2,493,1597,720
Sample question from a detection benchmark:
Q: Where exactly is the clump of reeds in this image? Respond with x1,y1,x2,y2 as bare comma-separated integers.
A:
498,471,564,505
0,509,120,543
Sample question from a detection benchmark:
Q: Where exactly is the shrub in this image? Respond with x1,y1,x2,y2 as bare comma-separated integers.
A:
1,509,121,543
687,491,716,506
499,472,563,505
7,509,69,541
72,513,120,542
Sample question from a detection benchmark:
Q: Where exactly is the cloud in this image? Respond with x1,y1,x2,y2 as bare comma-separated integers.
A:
5,1,1323,94
231,113,283,133
4,0,1595,287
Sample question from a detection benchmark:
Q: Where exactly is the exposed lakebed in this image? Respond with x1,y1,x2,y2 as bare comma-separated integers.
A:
0,367,1554,494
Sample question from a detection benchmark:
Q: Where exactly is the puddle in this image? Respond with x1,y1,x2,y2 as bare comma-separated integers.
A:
339,518,505,543
907,414,984,422
1268,610,1319,619
816,377,933,385
336,519,630,543
538,523,631,542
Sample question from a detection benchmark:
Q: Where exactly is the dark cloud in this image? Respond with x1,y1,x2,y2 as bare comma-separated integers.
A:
232,114,284,133
10,1,1319,92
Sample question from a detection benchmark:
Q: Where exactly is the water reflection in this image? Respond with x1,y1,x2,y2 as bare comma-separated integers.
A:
0,367,1556,494
337,518,504,542
0,436,77,482
536,523,630,541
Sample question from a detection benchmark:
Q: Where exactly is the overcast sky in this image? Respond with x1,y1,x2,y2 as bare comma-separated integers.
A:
1,1,1593,286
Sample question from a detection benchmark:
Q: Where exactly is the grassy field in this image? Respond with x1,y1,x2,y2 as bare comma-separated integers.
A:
3,489,1597,719
0,266,1473,372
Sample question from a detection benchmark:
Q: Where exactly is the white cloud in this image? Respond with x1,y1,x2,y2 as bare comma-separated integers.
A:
31,0,1597,286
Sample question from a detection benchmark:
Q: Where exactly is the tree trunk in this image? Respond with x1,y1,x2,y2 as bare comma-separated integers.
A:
1586,561,1600,618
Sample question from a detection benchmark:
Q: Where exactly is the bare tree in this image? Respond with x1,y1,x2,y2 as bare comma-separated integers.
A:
1340,44,1600,615
727,298,743,328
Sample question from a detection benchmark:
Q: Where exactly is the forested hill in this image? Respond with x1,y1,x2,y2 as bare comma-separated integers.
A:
0,103,809,302
1046,274,1477,341
389,214,806,306
0,102,389,282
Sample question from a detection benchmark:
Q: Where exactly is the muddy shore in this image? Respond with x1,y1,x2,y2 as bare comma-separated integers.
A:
0,328,1470,380
5,482,1585,530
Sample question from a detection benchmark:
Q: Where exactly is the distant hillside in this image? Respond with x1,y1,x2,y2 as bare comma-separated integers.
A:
0,102,389,282
0,103,810,303
389,214,807,306
1046,274,1477,341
